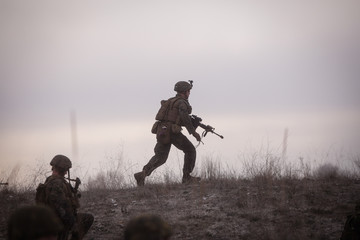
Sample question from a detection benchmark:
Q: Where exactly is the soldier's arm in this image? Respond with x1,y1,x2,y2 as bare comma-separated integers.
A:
178,101,196,135
47,179,76,227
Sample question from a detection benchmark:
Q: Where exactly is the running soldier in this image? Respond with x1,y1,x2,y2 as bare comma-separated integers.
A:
37,154,94,240
134,81,201,186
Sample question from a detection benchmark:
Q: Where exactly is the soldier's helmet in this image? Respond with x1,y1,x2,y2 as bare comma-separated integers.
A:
174,80,193,92
50,154,72,171
124,214,172,240
8,205,63,240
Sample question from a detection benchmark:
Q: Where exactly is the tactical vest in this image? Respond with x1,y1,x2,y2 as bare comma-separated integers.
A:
36,176,79,210
155,96,192,125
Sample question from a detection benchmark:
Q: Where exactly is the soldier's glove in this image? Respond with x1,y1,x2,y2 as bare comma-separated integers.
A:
193,132,201,142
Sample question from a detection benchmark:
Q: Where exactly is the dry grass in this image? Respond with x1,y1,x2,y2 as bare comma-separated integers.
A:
85,151,129,190
1,171,359,239
1,152,360,239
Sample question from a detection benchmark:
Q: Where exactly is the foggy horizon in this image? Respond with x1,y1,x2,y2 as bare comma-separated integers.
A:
1,1,360,182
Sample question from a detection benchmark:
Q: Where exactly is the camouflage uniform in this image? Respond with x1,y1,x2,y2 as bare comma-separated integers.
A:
135,81,200,186
42,155,94,240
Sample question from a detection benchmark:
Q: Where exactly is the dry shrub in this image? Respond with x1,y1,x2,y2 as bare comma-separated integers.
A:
313,163,339,180
353,156,360,176
86,151,127,190
199,156,238,183
25,160,50,190
1,158,53,193
0,164,21,192
298,157,312,179
241,152,282,182
200,156,222,180
162,167,178,185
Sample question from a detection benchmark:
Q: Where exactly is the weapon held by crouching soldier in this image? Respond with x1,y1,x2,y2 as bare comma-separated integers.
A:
66,174,82,199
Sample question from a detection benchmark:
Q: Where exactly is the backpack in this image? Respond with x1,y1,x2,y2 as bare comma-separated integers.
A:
35,177,55,205
35,183,48,205
155,97,184,122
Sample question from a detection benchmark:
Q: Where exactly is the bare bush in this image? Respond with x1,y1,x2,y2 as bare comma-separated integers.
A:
162,167,178,185
313,163,339,180
200,156,222,180
299,157,312,179
24,160,50,191
198,155,240,183
0,164,22,192
353,156,360,176
241,152,282,181
86,150,127,190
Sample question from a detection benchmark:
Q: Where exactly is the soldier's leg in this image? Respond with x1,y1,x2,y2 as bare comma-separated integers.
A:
172,133,197,180
143,142,171,176
70,213,94,240
135,142,171,186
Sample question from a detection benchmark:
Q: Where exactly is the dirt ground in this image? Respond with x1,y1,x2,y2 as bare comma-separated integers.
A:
1,177,360,240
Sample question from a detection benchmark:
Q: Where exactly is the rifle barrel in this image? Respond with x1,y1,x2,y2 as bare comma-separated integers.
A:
214,132,224,139
66,178,79,182
199,123,224,139
192,115,224,139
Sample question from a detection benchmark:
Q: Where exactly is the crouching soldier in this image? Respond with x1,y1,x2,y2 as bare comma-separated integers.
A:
36,154,94,240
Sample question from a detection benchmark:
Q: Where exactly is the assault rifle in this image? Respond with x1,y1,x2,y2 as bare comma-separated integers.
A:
66,177,81,198
190,115,224,139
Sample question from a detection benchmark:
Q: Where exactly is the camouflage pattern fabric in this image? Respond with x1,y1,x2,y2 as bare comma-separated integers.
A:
45,175,78,228
44,175,93,240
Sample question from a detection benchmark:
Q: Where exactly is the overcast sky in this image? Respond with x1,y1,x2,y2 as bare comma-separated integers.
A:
1,1,360,179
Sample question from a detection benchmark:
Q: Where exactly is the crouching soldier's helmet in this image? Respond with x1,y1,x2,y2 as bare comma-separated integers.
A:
174,80,193,93
50,154,72,171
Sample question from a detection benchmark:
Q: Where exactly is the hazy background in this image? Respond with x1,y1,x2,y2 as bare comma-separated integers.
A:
1,0,360,183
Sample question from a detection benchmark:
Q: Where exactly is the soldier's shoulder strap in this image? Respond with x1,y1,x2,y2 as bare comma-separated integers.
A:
168,96,183,109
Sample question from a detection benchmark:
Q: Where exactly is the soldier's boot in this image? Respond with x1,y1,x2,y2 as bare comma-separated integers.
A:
134,171,146,186
182,175,201,184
